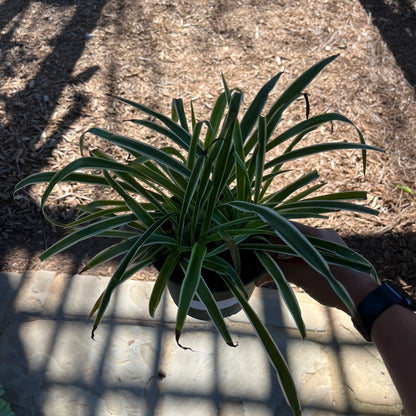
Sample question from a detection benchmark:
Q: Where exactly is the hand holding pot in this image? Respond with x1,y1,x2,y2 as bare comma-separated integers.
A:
255,222,379,314
256,222,416,415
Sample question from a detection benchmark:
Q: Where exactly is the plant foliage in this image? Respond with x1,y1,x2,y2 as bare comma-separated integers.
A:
0,386,15,416
15,55,383,415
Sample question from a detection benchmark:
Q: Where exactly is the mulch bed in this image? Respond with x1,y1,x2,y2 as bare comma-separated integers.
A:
1,0,415,295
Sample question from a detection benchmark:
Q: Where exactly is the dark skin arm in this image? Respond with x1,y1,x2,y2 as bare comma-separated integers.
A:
256,223,416,415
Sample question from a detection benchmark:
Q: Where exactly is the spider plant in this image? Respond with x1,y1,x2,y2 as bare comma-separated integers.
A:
15,54,383,415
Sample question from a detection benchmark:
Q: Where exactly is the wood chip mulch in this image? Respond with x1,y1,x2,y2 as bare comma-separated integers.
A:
0,0,415,296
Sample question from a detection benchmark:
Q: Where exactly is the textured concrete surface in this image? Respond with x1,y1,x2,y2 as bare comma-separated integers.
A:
0,271,402,416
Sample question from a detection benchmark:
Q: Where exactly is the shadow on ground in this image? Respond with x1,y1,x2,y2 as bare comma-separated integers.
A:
0,0,111,276
0,0,106,161
344,231,416,294
0,271,399,416
0,0,165,277
0,271,289,416
358,0,416,89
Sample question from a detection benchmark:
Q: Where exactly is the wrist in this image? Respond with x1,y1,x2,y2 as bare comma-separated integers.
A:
330,267,379,312
349,279,380,308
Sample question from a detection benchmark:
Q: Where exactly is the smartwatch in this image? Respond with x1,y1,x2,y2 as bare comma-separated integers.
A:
352,280,416,342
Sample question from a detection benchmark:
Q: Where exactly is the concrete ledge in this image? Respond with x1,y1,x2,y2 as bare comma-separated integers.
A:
0,271,402,416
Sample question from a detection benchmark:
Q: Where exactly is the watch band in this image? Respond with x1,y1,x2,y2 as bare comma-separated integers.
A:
352,281,416,342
